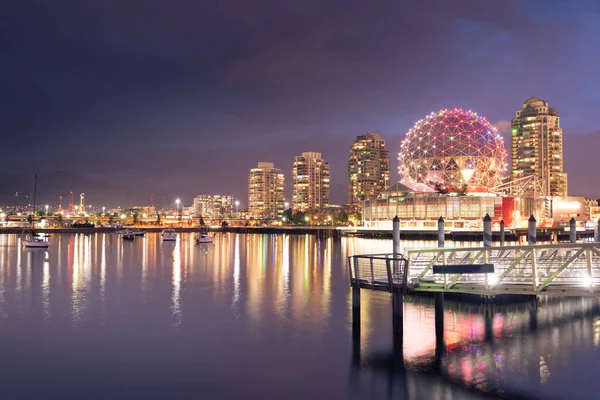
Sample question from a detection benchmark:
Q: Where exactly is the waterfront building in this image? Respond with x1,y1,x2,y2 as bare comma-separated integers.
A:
248,162,285,220
292,152,330,211
511,98,568,196
348,133,390,209
193,195,234,220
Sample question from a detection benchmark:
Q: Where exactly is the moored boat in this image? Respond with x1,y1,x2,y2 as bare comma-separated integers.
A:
23,175,50,249
161,229,177,241
122,230,135,241
195,233,214,244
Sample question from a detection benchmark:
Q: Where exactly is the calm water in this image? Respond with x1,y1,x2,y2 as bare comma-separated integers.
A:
0,233,598,399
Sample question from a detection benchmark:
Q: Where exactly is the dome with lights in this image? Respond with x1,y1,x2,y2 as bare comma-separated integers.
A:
398,108,507,190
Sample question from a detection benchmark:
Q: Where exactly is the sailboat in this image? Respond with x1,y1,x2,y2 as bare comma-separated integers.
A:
23,174,50,249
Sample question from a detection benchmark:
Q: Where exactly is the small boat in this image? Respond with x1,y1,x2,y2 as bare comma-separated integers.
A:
131,230,146,237
122,230,135,241
161,229,177,241
195,233,214,244
23,175,50,249
23,232,50,248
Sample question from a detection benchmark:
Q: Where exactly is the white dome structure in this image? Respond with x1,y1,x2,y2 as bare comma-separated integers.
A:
398,108,508,190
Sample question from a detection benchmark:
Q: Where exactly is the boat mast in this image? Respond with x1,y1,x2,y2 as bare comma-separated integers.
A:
31,174,37,228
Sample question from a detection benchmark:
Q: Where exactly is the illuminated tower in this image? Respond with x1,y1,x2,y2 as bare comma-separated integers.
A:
511,98,568,196
80,193,85,212
292,152,330,211
248,162,285,219
58,196,63,213
69,192,74,213
348,133,390,208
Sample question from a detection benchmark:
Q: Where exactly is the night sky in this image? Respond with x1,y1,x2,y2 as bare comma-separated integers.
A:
2,0,600,208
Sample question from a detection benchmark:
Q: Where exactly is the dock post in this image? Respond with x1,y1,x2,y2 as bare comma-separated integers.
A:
352,285,361,354
528,215,537,245
570,217,577,243
393,216,400,256
434,292,445,370
483,214,492,247
392,290,404,359
500,220,505,246
393,216,400,278
437,216,445,248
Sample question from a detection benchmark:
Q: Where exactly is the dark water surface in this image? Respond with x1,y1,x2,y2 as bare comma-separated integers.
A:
0,233,598,399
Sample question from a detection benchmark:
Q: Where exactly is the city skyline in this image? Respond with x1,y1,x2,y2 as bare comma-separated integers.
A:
2,0,600,207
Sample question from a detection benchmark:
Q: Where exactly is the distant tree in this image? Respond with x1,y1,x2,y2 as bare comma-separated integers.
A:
132,212,139,225
156,213,161,226
27,214,33,224
282,208,293,224
455,184,469,196
434,182,449,195
199,215,206,227
221,220,229,228
108,215,114,225
291,210,306,225
57,214,63,226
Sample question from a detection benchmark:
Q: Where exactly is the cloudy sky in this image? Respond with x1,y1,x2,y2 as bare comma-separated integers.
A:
2,0,599,207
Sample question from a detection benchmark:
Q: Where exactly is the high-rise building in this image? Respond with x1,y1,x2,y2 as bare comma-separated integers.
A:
348,132,390,207
193,195,234,219
248,162,285,220
292,152,330,211
511,98,568,196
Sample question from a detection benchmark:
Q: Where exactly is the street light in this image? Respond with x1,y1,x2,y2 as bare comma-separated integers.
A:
102,206,106,215
305,216,309,225
175,198,180,214
235,200,240,213
45,205,49,214
284,202,289,209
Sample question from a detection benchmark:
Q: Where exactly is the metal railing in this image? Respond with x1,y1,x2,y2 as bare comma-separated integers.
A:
348,253,408,292
405,242,600,296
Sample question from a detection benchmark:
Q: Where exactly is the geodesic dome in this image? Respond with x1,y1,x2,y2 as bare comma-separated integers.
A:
398,109,507,189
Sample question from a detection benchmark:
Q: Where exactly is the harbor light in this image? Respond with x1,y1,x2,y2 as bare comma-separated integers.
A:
120,214,126,219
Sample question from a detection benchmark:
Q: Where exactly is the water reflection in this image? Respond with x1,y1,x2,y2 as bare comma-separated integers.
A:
0,233,596,399
171,238,182,329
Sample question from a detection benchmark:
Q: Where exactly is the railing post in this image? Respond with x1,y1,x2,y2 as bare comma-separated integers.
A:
528,215,537,245
500,220,505,247
570,217,577,244
370,257,375,289
402,259,409,293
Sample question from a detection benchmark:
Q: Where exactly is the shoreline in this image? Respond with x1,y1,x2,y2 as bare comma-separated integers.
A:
0,226,594,242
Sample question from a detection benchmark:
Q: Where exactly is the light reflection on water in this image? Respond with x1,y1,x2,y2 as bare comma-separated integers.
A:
0,232,596,399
